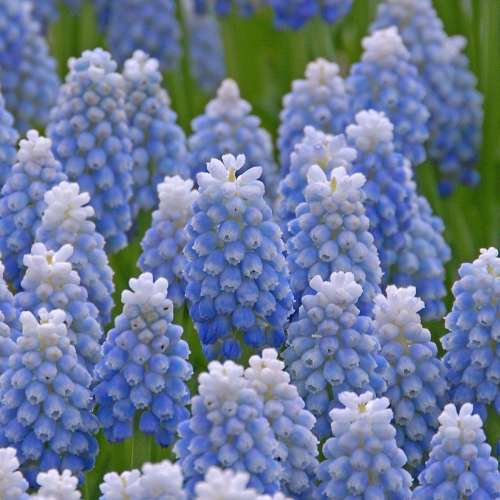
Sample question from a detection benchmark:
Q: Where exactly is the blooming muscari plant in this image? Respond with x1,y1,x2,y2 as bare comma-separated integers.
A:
184,153,293,361
35,181,115,329
0,130,67,290
123,50,190,214
372,285,448,477
0,91,19,189
94,272,193,447
277,58,350,175
47,48,133,254
413,403,500,500
283,271,387,439
0,262,18,374
316,391,412,499
139,176,199,308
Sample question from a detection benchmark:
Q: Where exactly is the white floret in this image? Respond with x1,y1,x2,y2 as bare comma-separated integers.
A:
123,50,161,81
198,360,249,404
36,470,81,500
303,58,345,94
361,27,410,63
156,176,198,225
17,130,54,165
346,110,394,151
99,470,141,500
373,285,424,326
257,494,293,500
309,271,363,306
474,247,500,276
121,272,171,310
437,403,484,444
194,467,258,500
206,79,251,118
0,447,29,500
306,165,366,199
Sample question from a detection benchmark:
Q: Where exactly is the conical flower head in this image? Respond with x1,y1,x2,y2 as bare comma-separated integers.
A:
184,154,293,361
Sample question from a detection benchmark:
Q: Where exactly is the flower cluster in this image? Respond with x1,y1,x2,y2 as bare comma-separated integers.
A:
139,176,199,308
123,50,190,214
0,130,67,290
0,447,29,499
277,58,350,175
184,154,293,360
316,392,412,499
47,48,133,254
283,271,387,439
35,469,82,500
0,92,19,188
94,273,193,447
0,262,19,374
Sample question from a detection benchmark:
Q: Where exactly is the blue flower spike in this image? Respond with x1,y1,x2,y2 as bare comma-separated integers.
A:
184,153,294,361
0,91,19,190
139,176,199,309
316,391,412,499
0,259,21,346
94,272,193,448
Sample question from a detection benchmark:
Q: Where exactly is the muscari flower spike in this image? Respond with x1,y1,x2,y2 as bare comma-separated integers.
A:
371,0,484,196
107,0,182,72
94,272,193,448
277,58,350,177
245,348,318,498
0,259,21,344
139,176,199,309
47,48,133,254
188,80,278,199
34,469,82,500
184,154,294,361
372,285,448,478
0,309,99,487
347,27,430,167
283,271,387,439
286,164,382,318
0,447,30,500
0,130,67,291
413,403,500,500
0,90,19,189
316,392,412,499
174,359,281,496
123,50,190,214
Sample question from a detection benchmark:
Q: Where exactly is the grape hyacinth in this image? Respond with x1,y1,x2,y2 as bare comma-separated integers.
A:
184,154,294,360
441,248,500,425
372,0,484,195
0,309,99,487
35,181,115,329
94,273,193,447
0,262,19,374
372,285,448,477
188,79,278,197
35,469,81,500
0,447,29,499
174,359,281,495
0,91,19,189
316,392,412,499
283,271,387,439
139,176,199,308
413,403,500,500
277,58,350,176
0,130,67,290
347,27,430,167
123,50,190,214
47,48,133,254
286,165,382,317
245,349,318,498
107,0,182,72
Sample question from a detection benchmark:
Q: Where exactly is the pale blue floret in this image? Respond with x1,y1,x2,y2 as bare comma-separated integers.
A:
47,48,134,254
0,131,67,291
107,0,182,72
413,403,500,500
184,154,293,361
0,308,99,488
0,92,19,190
0,261,20,373
94,273,193,448
372,0,484,196
282,271,387,439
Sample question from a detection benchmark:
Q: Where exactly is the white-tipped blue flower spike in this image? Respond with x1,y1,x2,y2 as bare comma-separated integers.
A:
316,392,412,499
107,0,182,72
0,309,99,488
0,260,21,344
441,248,500,428
0,131,67,291
0,92,19,189
188,81,278,199
14,243,104,374
0,447,30,499
99,469,141,500
184,154,294,361
283,271,387,439
277,58,350,176
47,48,133,254
94,273,193,447
174,360,281,496
347,27,430,167
123,50,190,214
35,469,81,500
372,285,448,478
35,182,115,328
139,176,199,309
184,0,227,96
277,126,357,243
413,403,500,500
372,0,484,196
286,165,382,317
245,349,318,498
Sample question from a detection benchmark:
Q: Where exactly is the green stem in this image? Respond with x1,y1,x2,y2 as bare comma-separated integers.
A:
131,413,153,470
